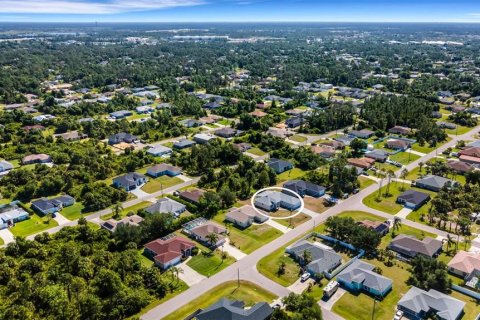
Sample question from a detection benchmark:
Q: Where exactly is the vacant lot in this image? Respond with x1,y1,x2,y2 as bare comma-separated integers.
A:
389,152,420,165
141,175,184,194
100,201,152,221
277,168,306,183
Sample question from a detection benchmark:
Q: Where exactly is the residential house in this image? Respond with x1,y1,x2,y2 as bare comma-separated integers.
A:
458,147,480,158
413,175,457,192
23,124,45,132
225,205,268,228
389,126,412,135
196,298,273,320
283,180,326,198
396,190,431,210
321,140,345,150
179,189,205,205
31,195,75,216
286,240,342,277
53,131,87,141
365,149,389,162
109,110,133,119
193,133,216,144
285,117,306,128
203,101,222,109
385,139,410,151
22,154,51,165
189,222,226,247
145,198,186,217
431,111,442,118
335,135,355,146
173,139,196,149
112,173,147,191
249,110,267,118
254,190,301,212
233,143,252,153
144,236,196,270
147,163,181,177
458,155,480,166
437,122,457,130
147,145,173,157
0,160,13,173
267,158,294,174
357,220,390,236
397,287,465,320
108,132,138,145
101,215,143,233
388,234,443,259
336,260,393,298
267,127,289,139
447,160,472,174
447,251,480,279
179,119,202,128
347,157,375,170
311,145,336,158
214,127,238,138
135,106,154,114
348,129,375,139
0,202,30,230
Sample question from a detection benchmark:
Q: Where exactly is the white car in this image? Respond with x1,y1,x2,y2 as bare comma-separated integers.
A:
300,272,310,282
393,310,403,320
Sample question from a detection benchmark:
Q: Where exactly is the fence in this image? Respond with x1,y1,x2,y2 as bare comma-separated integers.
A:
451,284,480,300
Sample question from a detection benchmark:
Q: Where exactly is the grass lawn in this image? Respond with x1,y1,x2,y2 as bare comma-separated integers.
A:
0,237,4,245
163,281,277,320
411,137,451,154
229,224,282,254
289,134,308,143
10,213,58,237
0,198,12,205
141,176,183,194
362,182,435,215
127,113,151,121
247,147,266,156
100,201,152,221
187,246,236,277
218,119,232,126
87,222,101,230
358,176,376,190
274,213,311,228
257,238,303,286
61,202,86,221
277,168,306,183
370,162,401,175
389,152,420,165
445,125,473,136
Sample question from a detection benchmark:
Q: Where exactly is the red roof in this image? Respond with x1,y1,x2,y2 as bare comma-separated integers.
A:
144,236,196,265
459,147,480,158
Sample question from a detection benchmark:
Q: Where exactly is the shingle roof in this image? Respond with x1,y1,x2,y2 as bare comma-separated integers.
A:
397,189,431,206
415,175,454,190
398,287,465,320
288,240,342,274
267,158,293,172
196,298,273,320
447,250,480,275
283,180,325,196
144,236,196,265
389,234,443,257
146,198,185,215
337,260,392,294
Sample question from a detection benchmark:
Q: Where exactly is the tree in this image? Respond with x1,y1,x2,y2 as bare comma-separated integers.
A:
392,217,402,237
350,138,367,156
205,232,219,249
278,293,323,320
278,261,286,275
112,202,123,220
384,170,395,196
400,168,409,191
418,161,424,174
446,234,456,254
407,256,451,293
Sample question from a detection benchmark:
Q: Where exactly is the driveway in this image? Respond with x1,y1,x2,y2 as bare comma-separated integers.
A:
53,212,70,225
222,239,247,260
130,185,150,198
0,228,14,244
318,287,346,310
178,260,206,286
176,174,192,182
395,207,412,219
265,219,290,233
288,277,315,294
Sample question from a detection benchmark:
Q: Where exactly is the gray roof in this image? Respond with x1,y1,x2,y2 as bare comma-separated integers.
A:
255,190,301,210
267,158,293,172
397,189,430,206
283,180,325,196
415,175,454,190
173,139,195,148
145,198,185,215
337,260,392,294
0,160,13,172
388,235,443,258
288,240,342,275
113,173,146,187
147,145,172,155
196,298,273,320
365,149,389,160
398,287,465,320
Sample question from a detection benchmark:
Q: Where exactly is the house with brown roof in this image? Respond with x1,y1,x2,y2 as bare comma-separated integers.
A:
447,160,472,174
447,251,480,280
144,236,196,270
388,235,443,259
225,205,268,228
22,154,52,165
459,147,480,158
311,145,336,158
249,110,268,118
320,140,345,150
389,126,412,135
53,130,87,141
458,155,480,166
23,124,45,132
385,139,410,151
178,189,205,205
347,157,375,169
188,222,227,247
101,215,144,233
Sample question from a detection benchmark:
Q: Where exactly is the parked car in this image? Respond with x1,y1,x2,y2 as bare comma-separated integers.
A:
352,188,360,194
393,310,403,320
300,272,310,282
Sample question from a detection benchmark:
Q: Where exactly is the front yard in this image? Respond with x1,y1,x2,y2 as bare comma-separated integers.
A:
289,134,308,143
186,245,236,277
141,175,184,194
277,167,307,183
10,213,58,237
389,151,420,165
100,201,152,221
61,202,86,220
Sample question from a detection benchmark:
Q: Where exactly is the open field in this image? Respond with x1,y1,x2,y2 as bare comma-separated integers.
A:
141,175,184,193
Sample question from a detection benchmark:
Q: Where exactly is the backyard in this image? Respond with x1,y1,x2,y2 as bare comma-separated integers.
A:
277,167,307,183
163,281,277,320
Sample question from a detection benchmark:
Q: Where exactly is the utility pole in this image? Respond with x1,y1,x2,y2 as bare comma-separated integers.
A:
372,299,377,320
237,268,240,288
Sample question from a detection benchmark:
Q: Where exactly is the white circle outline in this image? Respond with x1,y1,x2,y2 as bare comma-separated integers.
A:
250,186,305,220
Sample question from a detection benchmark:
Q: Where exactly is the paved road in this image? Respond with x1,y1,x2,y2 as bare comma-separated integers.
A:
142,127,479,320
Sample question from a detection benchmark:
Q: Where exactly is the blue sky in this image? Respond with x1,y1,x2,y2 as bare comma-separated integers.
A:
1,0,480,23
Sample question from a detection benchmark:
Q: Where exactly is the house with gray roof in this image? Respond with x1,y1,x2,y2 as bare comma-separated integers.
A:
109,110,133,119
413,175,457,192
0,160,13,173
108,132,138,145
334,135,355,146
336,260,392,298
254,190,301,212
397,287,465,320
31,195,75,216
348,129,375,139
225,205,268,228
283,180,326,198
196,298,273,320
286,240,342,277
145,198,186,217
396,190,431,210
112,173,147,191
0,201,29,230
147,145,172,157
267,158,294,174
173,139,196,149
147,163,181,177
388,234,443,259
214,127,238,138
193,133,216,144
365,149,389,162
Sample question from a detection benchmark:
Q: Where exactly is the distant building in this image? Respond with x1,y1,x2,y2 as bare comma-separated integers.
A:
108,132,138,145
214,127,238,138
109,110,133,119
147,145,173,157
348,129,375,139
173,139,196,149
22,154,51,165
0,160,14,173
389,126,412,135
267,158,294,174
193,133,216,144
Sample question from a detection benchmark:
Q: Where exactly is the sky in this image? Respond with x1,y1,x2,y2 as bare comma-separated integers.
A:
1,0,480,23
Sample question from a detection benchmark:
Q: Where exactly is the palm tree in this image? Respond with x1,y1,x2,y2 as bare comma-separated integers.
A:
205,232,219,249
418,161,424,174
169,266,184,283
446,234,455,255
392,217,402,237
385,170,395,196
400,168,409,191
112,203,123,220
278,261,286,275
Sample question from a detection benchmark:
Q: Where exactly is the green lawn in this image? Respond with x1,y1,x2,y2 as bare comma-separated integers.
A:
100,201,152,221
163,281,277,320
445,125,473,136
141,176,184,194
10,213,59,237
247,147,266,156
61,202,86,221
218,119,233,126
0,237,4,245
213,214,282,254
0,198,12,205
257,238,303,287
186,247,236,277
277,168,306,183
289,134,308,143
389,152,420,165
411,137,451,154
370,162,401,175
127,113,151,121
358,176,375,190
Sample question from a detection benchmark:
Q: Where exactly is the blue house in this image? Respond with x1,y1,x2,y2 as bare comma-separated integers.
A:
283,180,326,198
147,164,182,178
0,201,30,229
268,158,294,174
336,260,393,298
113,173,147,191
109,110,133,119
31,195,75,216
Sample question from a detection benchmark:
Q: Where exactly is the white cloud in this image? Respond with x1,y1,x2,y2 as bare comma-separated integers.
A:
0,0,205,14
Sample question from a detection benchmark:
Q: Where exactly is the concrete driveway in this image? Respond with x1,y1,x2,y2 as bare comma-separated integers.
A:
130,185,150,198
395,207,412,219
54,212,70,225
288,277,315,294
222,239,246,260
319,287,346,310
178,260,206,286
0,228,14,244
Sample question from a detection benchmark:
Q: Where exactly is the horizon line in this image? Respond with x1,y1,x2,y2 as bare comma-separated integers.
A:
2,20,480,24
